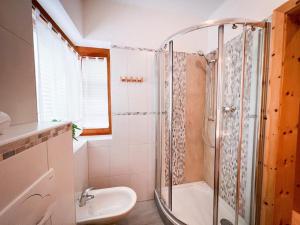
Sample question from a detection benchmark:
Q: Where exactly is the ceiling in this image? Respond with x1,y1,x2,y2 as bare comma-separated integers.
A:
100,0,225,18
41,0,226,50
80,0,226,49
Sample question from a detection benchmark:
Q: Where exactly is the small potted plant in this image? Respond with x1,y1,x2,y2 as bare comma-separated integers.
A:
72,123,82,141
52,119,82,141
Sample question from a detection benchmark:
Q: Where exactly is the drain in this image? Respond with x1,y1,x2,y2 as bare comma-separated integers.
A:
220,218,233,225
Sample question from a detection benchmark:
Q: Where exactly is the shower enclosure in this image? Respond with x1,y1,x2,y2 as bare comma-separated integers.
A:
154,19,270,225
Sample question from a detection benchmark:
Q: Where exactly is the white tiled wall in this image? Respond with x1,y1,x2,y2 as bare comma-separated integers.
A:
87,48,156,201
73,141,88,196
0,0,37,125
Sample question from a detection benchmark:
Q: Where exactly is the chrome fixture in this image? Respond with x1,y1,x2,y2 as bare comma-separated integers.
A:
168,40,174,210
213,24,224,225
79,187,95,207
222,106,237,113
234,24,247,225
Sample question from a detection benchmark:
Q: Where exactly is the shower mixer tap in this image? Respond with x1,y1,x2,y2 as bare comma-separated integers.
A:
222,106,236,113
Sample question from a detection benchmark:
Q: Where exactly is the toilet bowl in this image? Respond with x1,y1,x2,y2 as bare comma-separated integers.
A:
76,187,137,225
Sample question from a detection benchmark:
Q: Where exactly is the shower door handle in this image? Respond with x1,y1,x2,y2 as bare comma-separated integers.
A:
222,106,236,113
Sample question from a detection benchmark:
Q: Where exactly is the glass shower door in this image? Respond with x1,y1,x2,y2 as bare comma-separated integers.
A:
215,24,269,225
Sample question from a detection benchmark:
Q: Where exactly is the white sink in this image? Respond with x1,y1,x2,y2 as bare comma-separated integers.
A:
76,187,137,225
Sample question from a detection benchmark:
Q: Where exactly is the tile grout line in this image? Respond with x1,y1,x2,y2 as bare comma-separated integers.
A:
0,24,33,47
0,124,72,161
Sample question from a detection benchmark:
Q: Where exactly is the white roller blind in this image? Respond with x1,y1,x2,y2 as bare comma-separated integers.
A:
33,10,82,123
81,58,109,129
33,10,109,130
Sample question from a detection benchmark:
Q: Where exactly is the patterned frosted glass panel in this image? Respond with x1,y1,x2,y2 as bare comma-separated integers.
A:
160,49,170,208
218,26,264,225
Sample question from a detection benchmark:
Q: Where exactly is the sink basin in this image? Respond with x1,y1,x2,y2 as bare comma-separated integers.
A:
76,187,137,225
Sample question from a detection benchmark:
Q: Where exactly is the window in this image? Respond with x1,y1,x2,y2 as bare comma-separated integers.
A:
33,9,82,123
32,2,111,135
77,47,112,135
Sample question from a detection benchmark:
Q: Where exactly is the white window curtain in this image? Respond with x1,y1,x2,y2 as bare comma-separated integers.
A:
81,58,109,129
33,9,82,123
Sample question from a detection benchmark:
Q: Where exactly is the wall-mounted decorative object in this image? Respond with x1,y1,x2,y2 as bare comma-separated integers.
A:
120,76,144,83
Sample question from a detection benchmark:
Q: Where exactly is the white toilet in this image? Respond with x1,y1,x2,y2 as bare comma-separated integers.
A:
76,187,137,225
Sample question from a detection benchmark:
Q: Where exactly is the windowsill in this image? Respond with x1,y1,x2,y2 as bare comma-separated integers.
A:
78,135,112,141
73,135,113,153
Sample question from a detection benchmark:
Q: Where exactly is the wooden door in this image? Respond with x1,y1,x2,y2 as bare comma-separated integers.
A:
261,1,300,225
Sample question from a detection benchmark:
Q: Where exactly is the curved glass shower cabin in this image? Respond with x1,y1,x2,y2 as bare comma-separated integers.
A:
155,19,270,225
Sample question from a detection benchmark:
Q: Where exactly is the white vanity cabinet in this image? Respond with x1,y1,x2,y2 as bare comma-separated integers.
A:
0,122,76,225
0,142,49,210
47,130,76,225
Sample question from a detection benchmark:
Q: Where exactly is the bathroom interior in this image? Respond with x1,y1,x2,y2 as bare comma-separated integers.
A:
0,0,299,225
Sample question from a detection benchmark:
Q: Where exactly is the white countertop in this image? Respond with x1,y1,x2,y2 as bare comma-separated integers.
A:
0,121,71,147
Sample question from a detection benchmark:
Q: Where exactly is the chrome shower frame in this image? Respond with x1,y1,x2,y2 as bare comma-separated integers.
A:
155,18,270,225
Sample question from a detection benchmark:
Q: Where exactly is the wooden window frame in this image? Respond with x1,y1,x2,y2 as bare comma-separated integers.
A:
32,0,112,135
76,47,112,135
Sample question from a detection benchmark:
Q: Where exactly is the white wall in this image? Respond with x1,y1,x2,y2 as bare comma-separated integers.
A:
59,0,83,34
38,0,111,48
0,0,37,125
207,0,286,52
87,48,156,201
210,0,285,20
73,141,89,197
38,0,82,45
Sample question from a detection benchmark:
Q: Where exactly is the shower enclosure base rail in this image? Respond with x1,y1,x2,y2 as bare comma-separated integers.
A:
154,190,186,225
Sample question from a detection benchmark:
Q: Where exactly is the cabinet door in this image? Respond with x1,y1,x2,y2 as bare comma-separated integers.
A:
0,142,48,211
47,130,76,225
